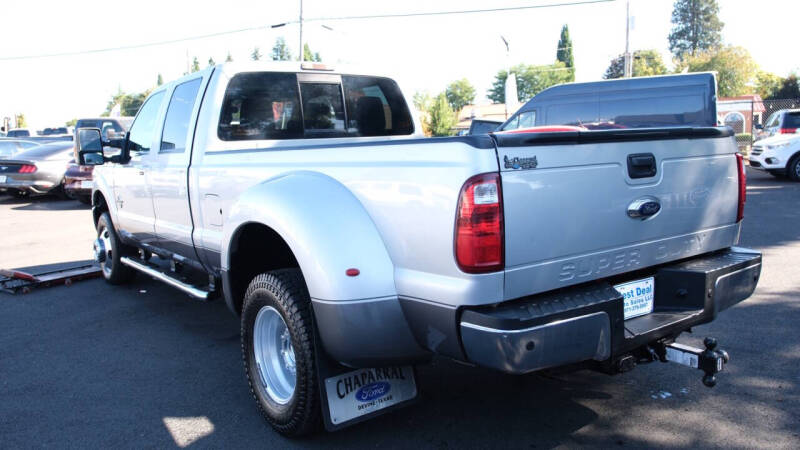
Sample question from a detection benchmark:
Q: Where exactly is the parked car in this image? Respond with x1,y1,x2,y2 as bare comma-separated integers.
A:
6,128,34,138
74,117,132,140
466,118,502,135
41,127,69,136
498,72,718,131
755,109,800,141
76,64,759,436
0,141,75,197
748,133,800,180
0,139,41,158
63,161,93,203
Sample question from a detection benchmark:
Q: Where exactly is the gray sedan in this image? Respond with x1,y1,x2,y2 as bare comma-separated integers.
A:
0,141,76,198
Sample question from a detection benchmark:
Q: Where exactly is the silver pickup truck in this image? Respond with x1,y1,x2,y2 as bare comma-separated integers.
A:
76,62,761,436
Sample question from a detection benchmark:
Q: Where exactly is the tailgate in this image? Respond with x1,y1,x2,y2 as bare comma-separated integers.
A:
494,127,741,300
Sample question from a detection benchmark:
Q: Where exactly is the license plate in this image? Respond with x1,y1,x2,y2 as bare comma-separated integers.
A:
80,180,93,189
615,277,655,320
0,175,6,183
324,366,417,426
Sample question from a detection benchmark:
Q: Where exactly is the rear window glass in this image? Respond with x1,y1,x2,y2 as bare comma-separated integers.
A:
342,76,414,136
782,112,800,128
14,143,73,158
218,72,414,140
543,94,705,129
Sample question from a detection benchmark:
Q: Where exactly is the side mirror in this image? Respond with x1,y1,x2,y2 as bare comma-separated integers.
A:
76,128,105,165
755,124,764,130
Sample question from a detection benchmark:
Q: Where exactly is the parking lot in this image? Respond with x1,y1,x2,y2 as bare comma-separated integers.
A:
0,168,798,449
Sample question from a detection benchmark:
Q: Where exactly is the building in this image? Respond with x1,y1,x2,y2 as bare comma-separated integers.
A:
455,103,519,133
717,95,766,134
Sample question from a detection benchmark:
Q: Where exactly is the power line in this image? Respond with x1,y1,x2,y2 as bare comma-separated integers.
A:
302,0,613,22
1,0,611,61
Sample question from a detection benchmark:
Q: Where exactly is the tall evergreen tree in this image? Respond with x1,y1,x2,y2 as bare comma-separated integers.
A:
208,57,216,67
303,43,322,62
556,25,575,82
191,57,201,73
251,47,262,61
157,73,163,86
271,38,292,61
225,52,233,62
668,0,723,59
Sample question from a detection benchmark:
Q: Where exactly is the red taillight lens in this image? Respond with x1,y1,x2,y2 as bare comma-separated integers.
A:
455,172,504,273
779,128,797,134
19,164,37,173
736,153,746,222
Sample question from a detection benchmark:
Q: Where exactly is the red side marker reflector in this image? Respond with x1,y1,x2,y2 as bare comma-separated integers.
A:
345,268,360,277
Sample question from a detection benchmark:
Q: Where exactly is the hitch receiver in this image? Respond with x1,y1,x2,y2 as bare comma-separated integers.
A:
662,338,730,387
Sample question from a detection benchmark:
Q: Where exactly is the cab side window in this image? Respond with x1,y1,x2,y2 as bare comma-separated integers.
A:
161,78,202,153
342,76,414,136
128,92,165,155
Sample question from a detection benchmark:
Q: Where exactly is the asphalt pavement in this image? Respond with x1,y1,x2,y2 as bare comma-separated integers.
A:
1,168,798,449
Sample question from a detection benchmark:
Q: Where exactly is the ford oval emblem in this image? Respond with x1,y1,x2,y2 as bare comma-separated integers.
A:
627,196,661,220
355,381,391,403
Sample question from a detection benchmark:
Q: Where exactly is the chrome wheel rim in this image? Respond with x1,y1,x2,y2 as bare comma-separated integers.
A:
98,227,113,277
795,161,800,178
253,306,296,404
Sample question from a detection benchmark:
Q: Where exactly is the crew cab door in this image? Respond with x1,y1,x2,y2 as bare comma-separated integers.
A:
113,91,166,245
150,75,205,256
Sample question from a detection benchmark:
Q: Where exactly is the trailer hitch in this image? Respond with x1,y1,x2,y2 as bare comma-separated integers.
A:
655,337,730,387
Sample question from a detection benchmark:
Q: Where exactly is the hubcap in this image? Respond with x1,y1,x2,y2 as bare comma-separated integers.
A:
97,228,113,276
253,306,296,404
795,161,800,177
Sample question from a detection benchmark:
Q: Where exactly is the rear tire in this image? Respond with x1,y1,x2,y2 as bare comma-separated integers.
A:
788,155,800,182
241,269,321,437
96,212,136,284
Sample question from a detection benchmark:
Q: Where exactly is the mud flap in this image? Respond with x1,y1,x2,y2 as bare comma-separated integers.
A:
313,326,418,431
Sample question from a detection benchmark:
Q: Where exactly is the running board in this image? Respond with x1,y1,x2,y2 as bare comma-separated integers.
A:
120,257,211,300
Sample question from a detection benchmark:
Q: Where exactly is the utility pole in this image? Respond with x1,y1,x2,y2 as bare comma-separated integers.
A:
298,0,304,61
623,0,632,78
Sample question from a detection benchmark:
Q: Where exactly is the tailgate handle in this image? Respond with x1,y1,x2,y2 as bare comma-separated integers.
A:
627,153,657,179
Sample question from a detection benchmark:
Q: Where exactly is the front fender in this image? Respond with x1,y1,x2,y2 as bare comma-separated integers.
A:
222,171,397,302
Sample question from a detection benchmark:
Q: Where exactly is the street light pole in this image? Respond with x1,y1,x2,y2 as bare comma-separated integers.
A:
298,0,304,61
623,0,632,78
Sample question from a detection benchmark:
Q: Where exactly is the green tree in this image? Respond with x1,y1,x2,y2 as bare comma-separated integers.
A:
303,43,322,62
771,74,800,99
413,91,432,112
208,57,216,67
225,52,233,62
604,49,668,79
15,113,27,128
157,73,164,86
755,71,783,99
668,0,724,59
65,118,77,127
271,38,292,61
488,62,573,103
251,47,262,61
444,79,476,113
426,93,457,137
191,57,201,73
676,45,757,97
101,89,153,117
556,24,575,82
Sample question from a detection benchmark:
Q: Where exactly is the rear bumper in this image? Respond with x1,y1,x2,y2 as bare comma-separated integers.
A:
0,176,59,194
459,247,761,374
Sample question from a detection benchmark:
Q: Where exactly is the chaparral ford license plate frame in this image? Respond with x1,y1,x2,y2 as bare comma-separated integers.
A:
615,276,655,320
0,175,6,183
321,366,418,430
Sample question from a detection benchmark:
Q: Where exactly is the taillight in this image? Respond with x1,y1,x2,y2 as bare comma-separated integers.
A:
79,165,94,173
19,164,37,173
736,154,746,222
779,128,797,134
454,173,504,273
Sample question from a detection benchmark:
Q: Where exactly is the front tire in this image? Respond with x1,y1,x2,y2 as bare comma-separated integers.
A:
95,212,136,284
241,269,321,437
788,155,800,182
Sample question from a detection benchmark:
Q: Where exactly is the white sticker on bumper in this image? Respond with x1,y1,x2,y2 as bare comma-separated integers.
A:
324,366,417,425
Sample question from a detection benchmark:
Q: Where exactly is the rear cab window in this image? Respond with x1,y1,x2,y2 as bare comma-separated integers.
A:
217,72,414,141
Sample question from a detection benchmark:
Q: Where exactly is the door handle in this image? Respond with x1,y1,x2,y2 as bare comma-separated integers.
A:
627,153,657,179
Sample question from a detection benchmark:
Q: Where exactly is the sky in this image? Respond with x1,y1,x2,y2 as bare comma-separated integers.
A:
1,0,798,130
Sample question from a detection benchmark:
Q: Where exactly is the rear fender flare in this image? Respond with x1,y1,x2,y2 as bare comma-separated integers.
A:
222,171,397,301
